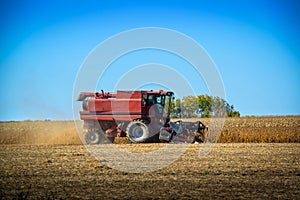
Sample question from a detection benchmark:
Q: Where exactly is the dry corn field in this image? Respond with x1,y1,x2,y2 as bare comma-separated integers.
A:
0,116,299,144
0,116,299,199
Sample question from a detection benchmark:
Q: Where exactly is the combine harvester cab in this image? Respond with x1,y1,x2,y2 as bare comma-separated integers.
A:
78,90,206,144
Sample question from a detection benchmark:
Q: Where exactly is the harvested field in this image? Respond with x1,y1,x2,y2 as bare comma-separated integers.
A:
0,117,299,199
0,143,299,199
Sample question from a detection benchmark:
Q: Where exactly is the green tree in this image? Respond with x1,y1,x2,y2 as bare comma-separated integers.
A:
198,95,212,117
197,95,240,118
182,96,198,118
170,95,240,118
170,98,175,115
230,111,241,117
170,98,182,118
212,96,227,117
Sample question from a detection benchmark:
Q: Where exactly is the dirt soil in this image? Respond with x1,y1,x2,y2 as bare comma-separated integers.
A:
0,143,299,199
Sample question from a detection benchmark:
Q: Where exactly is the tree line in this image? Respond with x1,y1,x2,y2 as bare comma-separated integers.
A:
170,95,240,118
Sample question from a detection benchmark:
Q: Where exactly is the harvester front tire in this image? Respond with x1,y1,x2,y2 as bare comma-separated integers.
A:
126,120,150,143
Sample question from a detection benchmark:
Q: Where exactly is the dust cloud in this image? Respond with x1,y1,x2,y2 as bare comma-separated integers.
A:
0,121,82,145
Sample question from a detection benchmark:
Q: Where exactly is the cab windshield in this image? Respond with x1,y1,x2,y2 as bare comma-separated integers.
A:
147,94,172,117
147,95,165,106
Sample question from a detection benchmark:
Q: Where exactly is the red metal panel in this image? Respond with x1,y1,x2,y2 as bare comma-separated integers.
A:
80,113,142,121
111,99,141,113
79,90,173,123
88,99,142,113
88,99,112,112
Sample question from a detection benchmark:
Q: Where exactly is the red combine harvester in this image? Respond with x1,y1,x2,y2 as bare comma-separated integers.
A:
78,90,206,144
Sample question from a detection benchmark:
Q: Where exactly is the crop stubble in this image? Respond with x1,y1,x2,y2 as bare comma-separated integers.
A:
0,143,299,199
0,116,299,199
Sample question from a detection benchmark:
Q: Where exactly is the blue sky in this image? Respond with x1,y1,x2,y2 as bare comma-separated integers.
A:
0,0,299,120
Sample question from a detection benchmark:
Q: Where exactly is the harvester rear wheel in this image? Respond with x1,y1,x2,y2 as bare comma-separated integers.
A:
126,120,150,143
85,130,114,144
85,131,101,144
